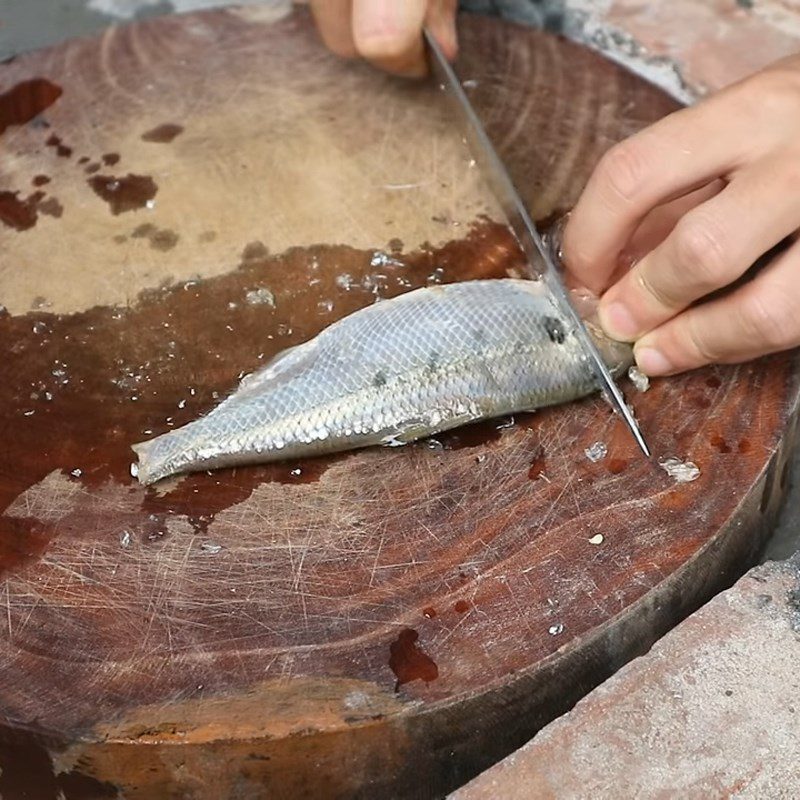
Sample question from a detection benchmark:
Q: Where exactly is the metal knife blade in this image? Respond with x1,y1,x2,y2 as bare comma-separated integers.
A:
423,29,650,458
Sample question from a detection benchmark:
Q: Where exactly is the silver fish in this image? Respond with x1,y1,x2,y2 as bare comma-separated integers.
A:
132,279,631,485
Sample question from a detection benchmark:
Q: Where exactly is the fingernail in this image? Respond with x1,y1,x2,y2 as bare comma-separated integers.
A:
599,301,639,341
635,346,673,376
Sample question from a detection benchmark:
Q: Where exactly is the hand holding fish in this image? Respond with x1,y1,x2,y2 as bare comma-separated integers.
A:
308,0,457,76
564,55,800,376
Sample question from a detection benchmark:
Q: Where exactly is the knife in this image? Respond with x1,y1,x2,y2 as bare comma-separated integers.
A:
423,29,651,458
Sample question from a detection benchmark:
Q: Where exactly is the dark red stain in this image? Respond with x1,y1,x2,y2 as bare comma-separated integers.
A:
45,133,72,158
710,434,731,454
0,190,44,230
87,173,158,215
607,458,628,475
388,628,438,691
705,375,722,389
454,599,470,613
101,152,120,166
0,78,62,135
422,607,437,619
141,123,184,143
738,439,752,454
691,394,712,410
0,221,523,578
528,448,546,480
31,174,51,187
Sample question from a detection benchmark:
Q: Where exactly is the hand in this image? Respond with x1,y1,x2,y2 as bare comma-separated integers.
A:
309,0,457,77
562,55,800,376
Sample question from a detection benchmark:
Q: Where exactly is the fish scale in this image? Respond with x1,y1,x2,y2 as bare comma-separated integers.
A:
132,279,632,485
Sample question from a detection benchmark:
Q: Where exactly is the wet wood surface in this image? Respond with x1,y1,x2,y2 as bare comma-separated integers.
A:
0,5,798,799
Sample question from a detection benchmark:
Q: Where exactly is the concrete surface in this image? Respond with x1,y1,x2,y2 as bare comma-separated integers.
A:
452,556,800,799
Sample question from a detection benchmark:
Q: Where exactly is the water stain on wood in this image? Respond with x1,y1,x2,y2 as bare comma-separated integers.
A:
388,628,438,691
607,458,628,475
45,133,72,158
141,123,184,143
131,222,179,251
0,190,63,230
0,221,521,578
0,78,62,135
87,173,158,215
528,448,547,480
0,190,44,231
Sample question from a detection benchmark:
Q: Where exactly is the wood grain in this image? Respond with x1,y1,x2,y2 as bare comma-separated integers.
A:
0,6,797,799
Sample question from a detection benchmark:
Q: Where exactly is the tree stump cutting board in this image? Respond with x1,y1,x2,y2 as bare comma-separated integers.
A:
1,5,798,799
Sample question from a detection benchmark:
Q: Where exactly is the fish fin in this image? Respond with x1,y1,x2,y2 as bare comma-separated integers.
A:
379,410,481,449
232,340,317,400
378,419,431,447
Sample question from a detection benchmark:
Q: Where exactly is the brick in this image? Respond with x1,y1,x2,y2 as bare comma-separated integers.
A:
452,557,800,800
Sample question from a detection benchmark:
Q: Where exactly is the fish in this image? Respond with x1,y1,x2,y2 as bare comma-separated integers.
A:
131,279,632,485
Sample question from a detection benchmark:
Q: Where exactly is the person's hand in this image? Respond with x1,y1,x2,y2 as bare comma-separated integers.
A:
563,54,800,376
309,0,457,77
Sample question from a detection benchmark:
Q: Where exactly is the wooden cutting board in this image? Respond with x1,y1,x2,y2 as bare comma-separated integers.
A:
1,5,798,799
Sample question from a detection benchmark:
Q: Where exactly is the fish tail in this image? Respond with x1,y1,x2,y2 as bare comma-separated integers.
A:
131,429,190,486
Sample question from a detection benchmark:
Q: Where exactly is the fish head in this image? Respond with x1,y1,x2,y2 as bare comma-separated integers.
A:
585,320,634,374
569,288,633,374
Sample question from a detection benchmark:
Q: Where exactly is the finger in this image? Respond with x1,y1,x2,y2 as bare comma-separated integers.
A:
424,0,459,62
599,154,800,341
608,179,725,286
352,0,429,76
633,238,800,375
310,0,357,59
563,94,754,294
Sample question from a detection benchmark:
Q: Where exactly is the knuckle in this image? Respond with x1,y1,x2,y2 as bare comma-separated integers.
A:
685,316,721,364
740,290,796,351
732,66,800,119
596,139,652,205
672,214,728,290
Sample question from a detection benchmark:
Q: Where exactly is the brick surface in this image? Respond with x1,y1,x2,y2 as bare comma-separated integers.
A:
452,557,800,800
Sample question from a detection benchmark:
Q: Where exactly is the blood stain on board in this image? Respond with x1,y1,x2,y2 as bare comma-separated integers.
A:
87,173,158,215
0,78,62,135
388,628,439,691
0,220,524,578
454,600,471,613
141,123,184,143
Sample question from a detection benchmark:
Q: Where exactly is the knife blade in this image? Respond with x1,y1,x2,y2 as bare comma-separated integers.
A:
423,28,650,458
